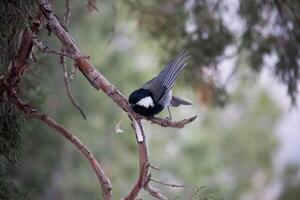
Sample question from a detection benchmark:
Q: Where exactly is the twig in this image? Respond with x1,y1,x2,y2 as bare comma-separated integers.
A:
150,163,160,171
64,0,71,30
8,89,112,200
69,62,78,81
124,119,150,199
150,177,185,188
124,119,168,200
60,52,87,119
144,183,168,200
148,115,197,128
32,36,73,58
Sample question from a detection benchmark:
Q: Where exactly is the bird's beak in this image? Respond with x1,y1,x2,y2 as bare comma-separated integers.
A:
130,103,135,107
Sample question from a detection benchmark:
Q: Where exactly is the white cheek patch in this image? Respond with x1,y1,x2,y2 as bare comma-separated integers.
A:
136,96,154,108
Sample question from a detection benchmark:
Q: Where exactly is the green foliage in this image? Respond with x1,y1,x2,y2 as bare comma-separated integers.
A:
123,0,233,75
239,0,300,103
0,174,22,200
0,102,25,165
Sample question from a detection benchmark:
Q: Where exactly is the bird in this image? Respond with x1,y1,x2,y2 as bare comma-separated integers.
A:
128,50,191,118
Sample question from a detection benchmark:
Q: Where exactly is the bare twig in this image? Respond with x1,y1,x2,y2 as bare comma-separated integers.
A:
64,0,71,30
32,36,73,58
124,119,168,200
8,89,112,200
150,177,185,188
124,119,150,199
148,115,197,128
69,62,78,81
144,183,168,200
61,52,87,119
150,163,160,171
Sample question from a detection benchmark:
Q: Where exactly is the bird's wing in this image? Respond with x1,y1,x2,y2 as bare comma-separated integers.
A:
170,96,192,107
142,50,190,102
142,77,166,102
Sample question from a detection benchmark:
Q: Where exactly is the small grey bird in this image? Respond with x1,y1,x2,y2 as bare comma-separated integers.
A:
128,50,191,118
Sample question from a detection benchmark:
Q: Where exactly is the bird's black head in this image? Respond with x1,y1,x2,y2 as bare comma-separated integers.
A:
129,88,153,105
129,88,164,116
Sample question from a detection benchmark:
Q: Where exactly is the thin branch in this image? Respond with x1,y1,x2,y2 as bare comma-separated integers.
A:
64,0,71,30
144,183,168,200
150,177,185,188
60,52,87,119
148,115,197,128
69,62,78,81
32,36,73,58
8,89,112,200
150,163,160,171
124,119,150,200
124,119,168,200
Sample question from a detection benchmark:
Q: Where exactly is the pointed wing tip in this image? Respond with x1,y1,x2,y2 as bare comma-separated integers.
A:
170,96,192,107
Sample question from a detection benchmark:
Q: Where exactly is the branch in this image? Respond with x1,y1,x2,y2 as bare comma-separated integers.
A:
122,119,168,200
144,183,168,200
148,115,197,128
58,0,86,119
124,119,150,199
8,89,112,200
60,52,87,119
150,177,185,188
32,36,73,58
69,62,79,81
63,0,71,30
0,29,34,95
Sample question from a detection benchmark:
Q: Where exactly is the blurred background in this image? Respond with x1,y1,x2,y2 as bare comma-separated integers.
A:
1,0,300,199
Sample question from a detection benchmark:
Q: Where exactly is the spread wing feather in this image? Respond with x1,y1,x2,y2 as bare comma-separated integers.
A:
142,50,190,102
157,50,190,100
